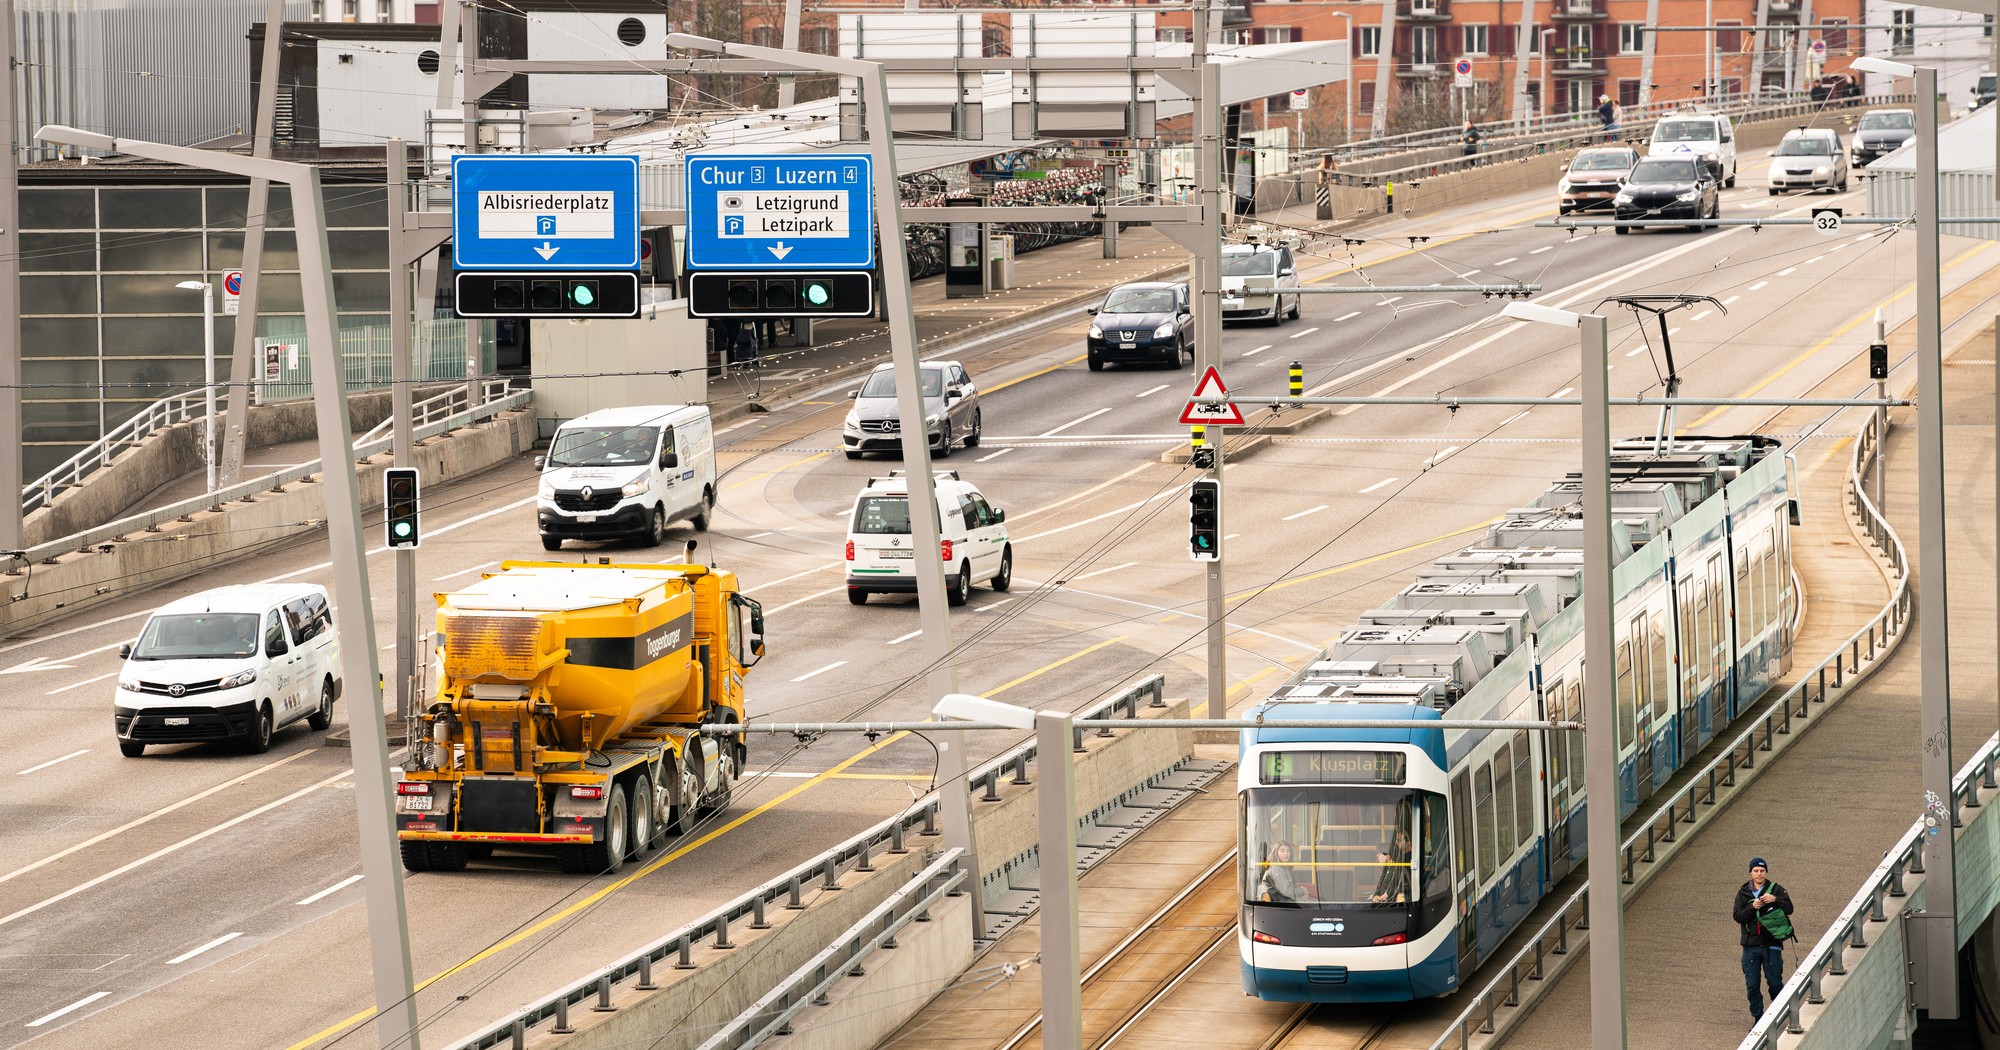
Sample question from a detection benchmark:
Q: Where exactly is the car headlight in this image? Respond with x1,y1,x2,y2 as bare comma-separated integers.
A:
844,415,861,433
1088,324,1103,339
1153,322,1176,339
537,480,554,499
621,479,646,498
1614,192,1634,204
1557,179,1571,194
925,414,940,427
1676,189,1699,202
118,678,141,693
1812,164,1831,174
220,669,257,689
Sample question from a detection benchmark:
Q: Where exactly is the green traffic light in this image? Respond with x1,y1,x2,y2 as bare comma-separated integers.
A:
570,283,597,307
393,522,413,538
804,281,832,307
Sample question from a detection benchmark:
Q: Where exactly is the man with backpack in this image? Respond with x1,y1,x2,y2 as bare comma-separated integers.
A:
1733,857,1796,1024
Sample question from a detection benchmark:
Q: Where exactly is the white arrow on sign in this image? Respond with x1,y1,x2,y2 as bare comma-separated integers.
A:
1,656,75,675
534,242,560,261
768,242,794,261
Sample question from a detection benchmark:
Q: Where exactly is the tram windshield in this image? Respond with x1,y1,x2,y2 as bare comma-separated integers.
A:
1243,788,1443,907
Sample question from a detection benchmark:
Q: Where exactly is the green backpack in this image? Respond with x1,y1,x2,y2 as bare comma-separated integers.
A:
1754,885,1795,941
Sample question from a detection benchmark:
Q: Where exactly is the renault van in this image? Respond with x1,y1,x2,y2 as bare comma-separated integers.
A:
1648,111,1737,187
538,405,716,550
845,471,1012,606
114,583,343,756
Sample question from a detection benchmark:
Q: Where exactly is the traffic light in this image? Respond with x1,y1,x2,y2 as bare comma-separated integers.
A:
385,468,420,549
688,271,875,318
453,271,640,318
1188,479,1219,562
1868,342,1889,380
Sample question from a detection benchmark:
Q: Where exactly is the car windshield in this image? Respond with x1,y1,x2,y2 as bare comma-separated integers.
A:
1776,137,1833,156
130,613,262,660
1103,287,1178,313
1221,253,1278,277
1982,74,1996,93
1629,159,1699,182
546,424,659,468
1859,112,1915,131
1654,119,1718,143
858,369,943,398
1570,152,1632,172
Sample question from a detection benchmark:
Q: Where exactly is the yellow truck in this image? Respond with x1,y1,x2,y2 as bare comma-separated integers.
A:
395,555,764,874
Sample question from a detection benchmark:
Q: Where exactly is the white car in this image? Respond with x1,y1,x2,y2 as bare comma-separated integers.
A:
1219,244,1302,325
1767,128,1848,193
845,471,1012,606
537,404,716,550
114,583,343,756
1648,110,1737,187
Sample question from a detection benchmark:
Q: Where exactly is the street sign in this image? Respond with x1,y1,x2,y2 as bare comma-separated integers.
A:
1289,88,1310,112
222,269,243,316
1453,57,1474,89
451,154,641,271
1812,207,1843,234
1811,39,1826,58
684,154,875,271
1179,366,1245,426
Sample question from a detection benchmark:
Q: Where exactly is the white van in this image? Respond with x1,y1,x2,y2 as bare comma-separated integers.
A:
845,471,1012,606
538,405,716,551
113,583,343,756
1219,244,1302,325
1648,110,1737,187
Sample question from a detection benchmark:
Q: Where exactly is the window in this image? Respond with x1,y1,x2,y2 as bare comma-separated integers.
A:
1567,682,1586,781
1511,731,1534,848
1266,26,1298,43
1493,743,1514,859
264,610,288,655
986,26,1009,55
1566,22,1592,63
1463,24,1488,54
1619,23,1644,54
1717,20,1742,53
750,25,779,48
1708,554,1728,680
311,0,323,17
1359,81,1377,114
1615,634,1636,748
1474,763,1497,883
377,0,391,20
1411,25,1437,65
1527,26,1543,54
1823,19,1848,51
1890,9,1915,54
1985,14,1994,38
343,0,357,19
1157,26,1187,43
1619,79,1641,106
1358,25,1382,57
805,27,835,54
1649,612,1670,719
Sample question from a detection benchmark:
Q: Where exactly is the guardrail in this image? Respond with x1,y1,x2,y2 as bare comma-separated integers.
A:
22,390,212,515
442,673,1168,1050
19,387,532,567
1429,408,1912,1050
355,377,519,446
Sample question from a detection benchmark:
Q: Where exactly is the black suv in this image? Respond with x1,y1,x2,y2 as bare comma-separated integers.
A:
1086,282,1193,370
1613,157,1720,232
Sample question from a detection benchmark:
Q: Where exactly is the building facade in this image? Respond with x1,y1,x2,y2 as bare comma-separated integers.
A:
1860,1,1990,107
303,0,438,24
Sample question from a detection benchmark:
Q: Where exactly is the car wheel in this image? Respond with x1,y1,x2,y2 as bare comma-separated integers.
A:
307,677,335,731
1839,176,1849,192
1178,338,1193,367
1266,303,1283,327
1087,356,1105,372
541,535,562,552
1615,224,1630,236
844,449,863,460
947,562,970,607
691,486,714,532
1768,188,1779,196
119,740,144,758
848,588,868,605
964,410,981,448
1725,168,1736,188
1288,297,1301,320
935,423,952,459
645,504,667,547
244,703,273,754
992,546,1013,592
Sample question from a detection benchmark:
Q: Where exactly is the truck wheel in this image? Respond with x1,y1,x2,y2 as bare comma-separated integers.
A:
627,774,656,860
307,678,335,731
666,757,701,837
401,841,466,873
575,785,628,875
401,842,432,872
645,505,667,547
541,536,562,552
244,703,274,754
947,562,970,607
119,740,144,758
699,747,734,818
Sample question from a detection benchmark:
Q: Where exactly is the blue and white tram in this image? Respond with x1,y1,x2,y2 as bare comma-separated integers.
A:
1239,436,1796,1003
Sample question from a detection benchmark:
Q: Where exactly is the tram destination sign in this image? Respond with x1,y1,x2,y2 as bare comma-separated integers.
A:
1259,751,1408,785
684,154,874,271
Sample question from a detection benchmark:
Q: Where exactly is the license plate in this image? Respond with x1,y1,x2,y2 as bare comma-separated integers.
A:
879,549,914,560
164,716,190,726
575,513,597,523
1119,342,1136,349
404,796,433,811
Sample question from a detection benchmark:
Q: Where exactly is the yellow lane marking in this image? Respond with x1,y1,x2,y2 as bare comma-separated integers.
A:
748,448,832,482
991,355,1087,390
1231,667,1281,696
1688,243,1992,428
1231,517,1501,601
830,772,940,781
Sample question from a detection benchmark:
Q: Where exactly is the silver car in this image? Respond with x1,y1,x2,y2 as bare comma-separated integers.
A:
842,360,983,460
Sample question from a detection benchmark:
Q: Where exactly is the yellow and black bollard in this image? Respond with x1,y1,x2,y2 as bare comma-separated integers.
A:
1289,361,1303,399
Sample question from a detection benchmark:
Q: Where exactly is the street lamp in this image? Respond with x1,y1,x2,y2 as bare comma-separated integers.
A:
1540,28,1556,120
1502,299,1623,1050
932,692,1080,1050
1330,9,1353,143
175,279,216,498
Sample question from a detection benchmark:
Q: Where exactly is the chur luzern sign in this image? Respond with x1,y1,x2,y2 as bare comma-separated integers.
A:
684,154,875,270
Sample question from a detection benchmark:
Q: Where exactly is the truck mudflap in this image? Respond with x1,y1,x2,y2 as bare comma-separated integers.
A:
398,829,595,845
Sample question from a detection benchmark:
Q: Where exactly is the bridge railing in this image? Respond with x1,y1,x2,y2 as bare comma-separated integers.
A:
21,390,211,515
440,673,1168,1050
354,377,518,446
1430,408,1914,1050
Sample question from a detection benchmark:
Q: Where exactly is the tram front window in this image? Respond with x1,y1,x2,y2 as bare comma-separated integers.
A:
1244,788,1431,907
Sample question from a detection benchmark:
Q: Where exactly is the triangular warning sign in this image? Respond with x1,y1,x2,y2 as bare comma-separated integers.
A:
1191,366,1229,400
1180,366,1244,424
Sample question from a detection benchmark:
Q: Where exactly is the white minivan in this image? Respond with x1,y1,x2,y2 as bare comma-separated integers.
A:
114,583,343,756
845,471,1012,606
538,405,716,550
1648,110,1737,187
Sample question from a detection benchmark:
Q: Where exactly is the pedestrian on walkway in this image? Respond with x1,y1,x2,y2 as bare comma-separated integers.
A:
1733,857,1796,1023
1597,94,1621,142
1462,120,1482,158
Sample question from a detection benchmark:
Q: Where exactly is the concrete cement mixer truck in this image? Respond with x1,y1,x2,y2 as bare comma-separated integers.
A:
394,553,765,874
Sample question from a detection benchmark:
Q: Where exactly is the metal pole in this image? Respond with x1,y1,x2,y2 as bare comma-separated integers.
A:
778,0,803,109
0,0,19,552
1579,311,1628,1050
202,282,216,498
1100,159,1118,259
218,0,289,488
388,140,417,729
1912,60,1960,1019
1875,309,1887,513
1196,5,1228,721
458,0,482,414
1037,708,1082,1050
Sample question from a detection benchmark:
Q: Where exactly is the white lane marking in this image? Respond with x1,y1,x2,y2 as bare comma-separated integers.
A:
887,630,922,646
1722,295,1741,306
1669,327,1681,336
1039,407,1112,437
1426,445,1461,467
1017,487,1179,544
1244,345,1272,357
1625,346,1648,358
1495,257,1519,266
1499,410,1530,427
1225,533,1240,540
1281,505,1329,521
1069,562,1137,583
167,932,243,965
1530,245,1554,254
434,560,498,583
973,598,1017,613
26,992,110,1028
1379,296,1403,305
790,661,848,683
16,750,89,775
47,669,119,696
745,532,773,540
1289,326,1320,339
1359,478,1398,494
1779,266,1797,276
1554,387,1575,399
975,448,1014,462
1691,310,1712,322
1010,578,1319,654
1136,384,1171,398
742,562,838,597
0,765,348,929
297,874,365,906
1748,281,1768,292
1335,311,1360,322
2,656,74,674
1806,255,1824,264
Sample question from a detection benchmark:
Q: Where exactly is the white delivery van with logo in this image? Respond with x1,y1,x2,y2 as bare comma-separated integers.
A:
538,405,717,551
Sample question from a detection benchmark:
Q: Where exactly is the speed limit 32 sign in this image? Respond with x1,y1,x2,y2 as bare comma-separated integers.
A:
1812,207,1843,234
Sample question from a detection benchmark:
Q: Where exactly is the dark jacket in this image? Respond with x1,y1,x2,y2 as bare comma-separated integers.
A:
1734,879,1795,947
1597,100,1617,126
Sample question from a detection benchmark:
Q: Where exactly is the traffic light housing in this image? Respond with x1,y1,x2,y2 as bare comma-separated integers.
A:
385,468,421,549
1868,342,1889,380
688,271,875,318
453,271,641,318
1189,479,1219,562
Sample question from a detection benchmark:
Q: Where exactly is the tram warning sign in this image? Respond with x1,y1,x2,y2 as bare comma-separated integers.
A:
1180,366,1245,426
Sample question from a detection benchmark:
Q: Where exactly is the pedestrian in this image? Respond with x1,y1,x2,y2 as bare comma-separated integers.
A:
1597,93,1621,141
1462,120,1483,157
731,320,760,365
1732,857,1796,1024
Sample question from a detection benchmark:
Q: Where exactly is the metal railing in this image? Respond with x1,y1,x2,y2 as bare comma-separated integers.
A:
442,673,1169,1050
355,378,519,446
1430,409,1912,1050
22,390,212,515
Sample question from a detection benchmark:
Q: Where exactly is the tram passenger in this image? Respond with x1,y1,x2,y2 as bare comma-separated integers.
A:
1372,828,1413,904
1260,841,1303,903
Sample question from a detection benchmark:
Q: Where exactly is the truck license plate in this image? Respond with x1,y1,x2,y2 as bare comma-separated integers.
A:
164,717,190,726
404,796,433,811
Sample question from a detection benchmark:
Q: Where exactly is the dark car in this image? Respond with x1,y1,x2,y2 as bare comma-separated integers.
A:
1086,282,1193,370
1612,157,1720,232
1851,108,1915,166
1976,72,1995,109
1559,145,1640,214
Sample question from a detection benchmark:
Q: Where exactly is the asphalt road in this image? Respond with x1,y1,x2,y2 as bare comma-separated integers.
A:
4,137,1997,1050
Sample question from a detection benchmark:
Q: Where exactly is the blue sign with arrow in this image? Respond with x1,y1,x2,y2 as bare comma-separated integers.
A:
452,154,641,271
684,154,874,270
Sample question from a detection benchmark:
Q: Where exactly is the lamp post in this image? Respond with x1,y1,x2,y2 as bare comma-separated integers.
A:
1540,28,1556,119
175,279,216,498
1331,10,1354,143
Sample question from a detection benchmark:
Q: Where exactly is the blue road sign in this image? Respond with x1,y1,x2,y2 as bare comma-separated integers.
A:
452,155,641,270
685,154,874,270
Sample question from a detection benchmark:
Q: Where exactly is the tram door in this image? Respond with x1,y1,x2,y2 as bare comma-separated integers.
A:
1626,616,1652,794
1706,552,1731,721
1677,569,1706,754
1775,506,1795,675
1450,771,1479,978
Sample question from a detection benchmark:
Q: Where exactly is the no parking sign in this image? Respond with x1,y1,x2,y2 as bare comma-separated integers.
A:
222,269,243,316
1453,57,1474,88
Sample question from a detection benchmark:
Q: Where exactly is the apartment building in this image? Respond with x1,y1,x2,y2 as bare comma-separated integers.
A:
304,0,439,22
1860,1,1990,106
